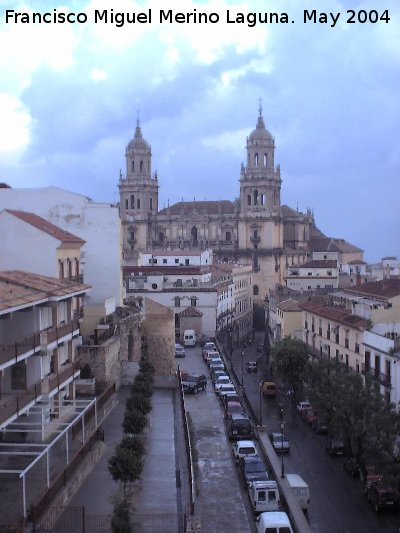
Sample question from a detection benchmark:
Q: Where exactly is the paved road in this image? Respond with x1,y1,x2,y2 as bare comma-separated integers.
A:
231,343,400,533
180,346,253,533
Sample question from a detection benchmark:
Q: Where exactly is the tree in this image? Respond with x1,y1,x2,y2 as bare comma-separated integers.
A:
119,435,144,456
270,338,309,398
122,407,147,435
111,500,132,533
108,445,143,497
126,393,152,416
139,357,155,375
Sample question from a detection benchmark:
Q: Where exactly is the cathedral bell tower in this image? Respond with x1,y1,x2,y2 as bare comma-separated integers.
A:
119,120,159,265
238,105,283,293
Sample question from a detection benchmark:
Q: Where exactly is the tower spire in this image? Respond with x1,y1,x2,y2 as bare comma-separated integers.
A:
258,97,263,117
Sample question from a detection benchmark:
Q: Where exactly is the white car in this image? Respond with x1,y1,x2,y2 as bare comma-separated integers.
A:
216,383,236,398
296,400,312,413
214,376,231,389
269,432,290,454
232,440,258,463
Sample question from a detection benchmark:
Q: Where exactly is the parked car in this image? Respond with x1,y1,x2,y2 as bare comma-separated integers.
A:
221,391,241,408
296,400,312,413
343,457,360,478
211,370,228,384
202,347,217,361
238,456,268,487
202,341,217,356
312,418,328,434
217,384,237,400
214,376,232,391
367,483,400,512
227,413,254,440
248,480,280,514
256,512,294,533
269,432,290,453
205,351,221,365
232,440,258,463
261,381,277,398
209,362,225,374
208,358,224,369
181,373,207,394
286,473,310,512
246,361,258,373
302,409,319,425
175,343,186,358
224,400,245,419
325,436,346,456
360,463,383,490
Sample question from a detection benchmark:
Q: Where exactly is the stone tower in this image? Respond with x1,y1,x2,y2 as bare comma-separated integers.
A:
119,121,159,265
238,106,284,294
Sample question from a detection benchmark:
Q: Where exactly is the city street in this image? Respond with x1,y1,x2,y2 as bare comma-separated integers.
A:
230,341,400,533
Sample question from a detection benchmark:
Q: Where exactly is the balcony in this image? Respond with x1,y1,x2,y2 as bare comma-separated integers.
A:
41,360,81,395
0,382,41,427
0,334,41,368
69,274,83,283
40,319,80,349
250,236,261,245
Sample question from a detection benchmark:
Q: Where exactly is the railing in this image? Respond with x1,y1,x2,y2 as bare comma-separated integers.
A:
41,361,81,395
0,382,41,427
250,236,261,245
69,274,83,283
0,333,41,367
73,307,84,319
40,319,80,347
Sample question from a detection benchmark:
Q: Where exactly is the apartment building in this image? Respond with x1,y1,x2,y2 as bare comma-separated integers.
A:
0,270,90,432
285,259,339,292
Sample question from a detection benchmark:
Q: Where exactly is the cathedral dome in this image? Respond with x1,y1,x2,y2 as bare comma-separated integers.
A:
127,123,150,151
249,112,273,142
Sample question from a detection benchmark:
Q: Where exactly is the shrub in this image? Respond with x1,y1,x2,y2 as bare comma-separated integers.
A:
111,500,132,533
119,435,144,456
130,379,153,398
126,393,152,416
123,407,147,435
139,358,155,375
108,446,143,496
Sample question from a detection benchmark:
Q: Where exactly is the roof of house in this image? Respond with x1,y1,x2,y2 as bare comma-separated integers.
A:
277,299,301,312
299,260,338,269
4,210,85,245
0,270,90,313
178,306,203,318
281,205,303,219
347,260,367,265
309,237,363,254
158,200,236,216
300,302,370,329
0,183,11,188
342,279,400,300
123,265,207,277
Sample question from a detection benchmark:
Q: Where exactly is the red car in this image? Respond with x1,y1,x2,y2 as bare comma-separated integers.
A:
367,483,399,512
225,401,245,419
303,409,319,425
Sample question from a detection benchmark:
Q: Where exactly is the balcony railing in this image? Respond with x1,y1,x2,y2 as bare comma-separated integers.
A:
40,319,80,348
0,361,81,427
69,274,83,283
361,364,391,388
250,236,261,245
0,334,41,368
41,360,81,395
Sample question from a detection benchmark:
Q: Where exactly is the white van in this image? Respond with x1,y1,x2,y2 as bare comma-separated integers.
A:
248,480,280,513
286,473,310,512
183,330,196,346
256,511,294,533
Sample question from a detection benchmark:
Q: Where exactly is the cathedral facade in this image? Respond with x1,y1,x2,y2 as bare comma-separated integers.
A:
119,109,316,301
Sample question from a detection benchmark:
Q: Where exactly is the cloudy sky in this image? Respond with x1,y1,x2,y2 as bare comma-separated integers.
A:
0,0,399,262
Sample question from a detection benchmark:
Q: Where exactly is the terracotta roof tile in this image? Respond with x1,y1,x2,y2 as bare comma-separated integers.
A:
300,260,338,269
300,302,370,329
5,210,85,245
343,279,400,300
277,299,301,312
0,270,90,313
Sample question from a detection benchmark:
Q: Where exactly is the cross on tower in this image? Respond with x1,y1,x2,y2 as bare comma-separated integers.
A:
258,98,263,116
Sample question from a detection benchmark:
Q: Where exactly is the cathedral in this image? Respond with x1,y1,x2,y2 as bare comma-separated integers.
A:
118,107,344,301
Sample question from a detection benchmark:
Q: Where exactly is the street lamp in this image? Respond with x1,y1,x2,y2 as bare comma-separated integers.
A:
258,381,263,426
241,349,245,388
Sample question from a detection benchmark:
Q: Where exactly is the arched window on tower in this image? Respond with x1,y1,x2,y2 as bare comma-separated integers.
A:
255,153,259,167
137,198,141,209
148,161,150,171
130,195,135,209
254,190,259,205
273,189,277,205
131,160,134,172
247,194,251,206
174,296,181,308
253,285,259,296
264,153,268,166
261,194,265,206
149,198,153,210
125,199,128,210
140,160,143,172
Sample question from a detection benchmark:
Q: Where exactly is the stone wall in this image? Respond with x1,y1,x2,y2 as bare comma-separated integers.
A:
142,299,176,376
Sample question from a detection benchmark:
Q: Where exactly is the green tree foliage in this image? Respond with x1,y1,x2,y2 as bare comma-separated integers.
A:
139,357,155,375
108,445,143,496
270,338,309,398
119,435,145,456
111,500,132,533
305,358,400,487
126,393,152,416
122,407,147,436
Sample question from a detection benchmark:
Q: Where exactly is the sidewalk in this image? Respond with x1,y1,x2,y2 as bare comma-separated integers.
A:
68,387,178,517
